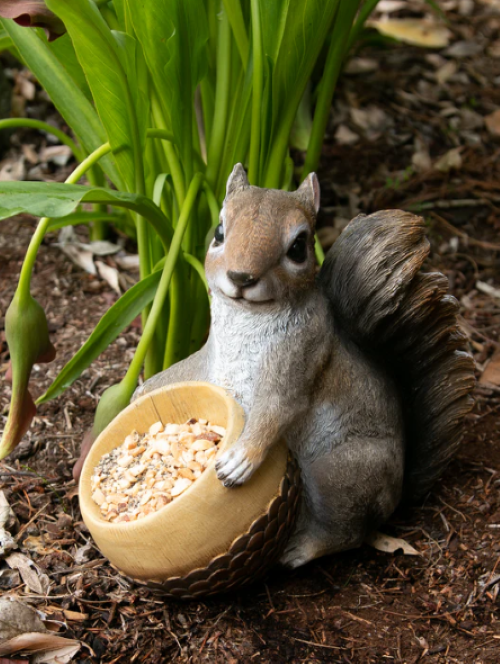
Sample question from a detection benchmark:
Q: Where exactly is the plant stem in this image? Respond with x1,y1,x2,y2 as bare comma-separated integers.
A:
163,267,189,369
248,0,263,185
199,77,215,152
146,128,175,143
151,91,186,208
302,1,361,177
123,173,204,391
345,0,381,54
141,127,177,373
14,127,179,307
16,142,112,306
222,0,249,68
0,118,83,160
263,2,341,188
314,235,325,265
203,180,221,230
215,66,249,198
205,9,232,190
84,160,109,241
100,4,120,30
152,173,169,208
189,278,210,354
183,253,209,292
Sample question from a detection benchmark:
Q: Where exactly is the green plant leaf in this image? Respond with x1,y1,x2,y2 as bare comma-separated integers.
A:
222,0,249,66
112,28,149,155
263,0,341,185
129,0,209,180
0,209,125,230
290,83,313,151
0,26,12,50
46,0,144,192
260,0,290,66
302,0,361,176
47,211,125,231
45,32,92,101
0,181,173,249
37,269,162,404
266,0,338,122
0,18,122,187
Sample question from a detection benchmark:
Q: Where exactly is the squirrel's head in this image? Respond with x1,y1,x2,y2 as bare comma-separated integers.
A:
206,163,320,306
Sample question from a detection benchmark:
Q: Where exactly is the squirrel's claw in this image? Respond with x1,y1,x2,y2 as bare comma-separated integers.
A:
215,446,256,487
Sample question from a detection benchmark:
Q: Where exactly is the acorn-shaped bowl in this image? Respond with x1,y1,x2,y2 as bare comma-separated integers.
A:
79,381,300,599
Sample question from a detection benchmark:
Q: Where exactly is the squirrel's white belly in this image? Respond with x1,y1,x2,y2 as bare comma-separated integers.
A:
207,295,306,414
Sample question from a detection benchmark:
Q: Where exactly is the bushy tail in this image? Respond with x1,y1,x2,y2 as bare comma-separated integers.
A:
319,210,475,503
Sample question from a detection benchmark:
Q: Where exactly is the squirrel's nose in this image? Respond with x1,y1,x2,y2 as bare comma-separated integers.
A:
227,271,258,288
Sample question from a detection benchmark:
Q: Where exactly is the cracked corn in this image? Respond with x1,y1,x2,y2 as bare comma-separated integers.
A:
90,419,226,522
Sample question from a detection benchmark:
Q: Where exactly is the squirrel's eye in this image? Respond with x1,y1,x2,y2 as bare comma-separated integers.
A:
287,232,308,264
214,223,225,245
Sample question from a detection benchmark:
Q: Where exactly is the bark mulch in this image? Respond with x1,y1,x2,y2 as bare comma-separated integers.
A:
1,1,500,662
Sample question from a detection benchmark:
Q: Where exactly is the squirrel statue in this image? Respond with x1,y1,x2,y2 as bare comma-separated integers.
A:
133,163,475,568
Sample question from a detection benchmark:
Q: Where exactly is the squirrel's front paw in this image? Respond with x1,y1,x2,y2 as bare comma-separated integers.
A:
215,445,260,487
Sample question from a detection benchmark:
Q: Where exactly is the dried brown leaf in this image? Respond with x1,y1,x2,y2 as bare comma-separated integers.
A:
40,146,72,167
366,532,420,555
485,109,500,137
435,60,457,85
5,553,50,595
0,493,17,557
0,530,17,558
0,158,26,183
0,598,80,663
0,492,17,531
0,570,20,590
95,261,121,295
480,350,500,387
434,147,463,172
334,124,359,146
367,19,451,48
476,280,500,300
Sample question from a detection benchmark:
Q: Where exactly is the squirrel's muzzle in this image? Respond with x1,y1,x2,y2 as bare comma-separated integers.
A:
227,271,259,288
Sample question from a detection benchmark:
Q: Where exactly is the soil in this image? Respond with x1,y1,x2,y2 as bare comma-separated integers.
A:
1,2,500,663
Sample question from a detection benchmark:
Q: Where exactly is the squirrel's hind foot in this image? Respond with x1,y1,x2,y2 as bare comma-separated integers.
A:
280,529,329,569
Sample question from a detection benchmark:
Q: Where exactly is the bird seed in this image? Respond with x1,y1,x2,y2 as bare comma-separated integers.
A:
91,419,225,522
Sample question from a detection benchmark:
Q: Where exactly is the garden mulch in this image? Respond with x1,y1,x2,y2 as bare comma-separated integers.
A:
1,1,500,662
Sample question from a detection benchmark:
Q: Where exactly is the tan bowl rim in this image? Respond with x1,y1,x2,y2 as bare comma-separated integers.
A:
79,381,244,533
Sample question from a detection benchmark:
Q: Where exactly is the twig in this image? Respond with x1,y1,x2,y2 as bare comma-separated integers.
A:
416,198,495,210
431,212,500,252
14,501,51,540
290,637,345,650
343,611,373,625
438,497,469,522
0,465,41,478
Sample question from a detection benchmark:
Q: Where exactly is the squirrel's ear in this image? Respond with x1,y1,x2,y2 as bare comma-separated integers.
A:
226,163,250,199
296,173,320,214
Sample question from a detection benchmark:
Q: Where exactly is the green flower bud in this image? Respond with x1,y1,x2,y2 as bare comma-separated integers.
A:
91,380,134,438
0,291,56,459
73,381,135,482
